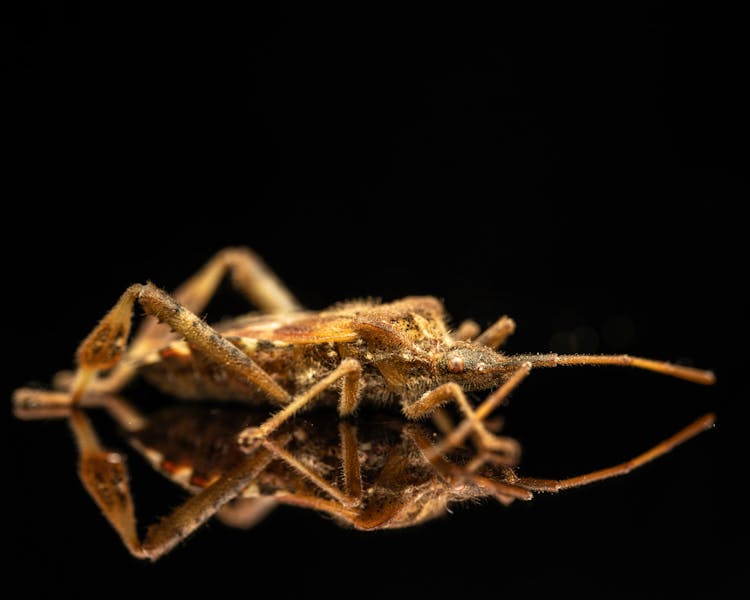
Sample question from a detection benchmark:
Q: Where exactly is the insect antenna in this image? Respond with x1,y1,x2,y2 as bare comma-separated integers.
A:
505,353,715,385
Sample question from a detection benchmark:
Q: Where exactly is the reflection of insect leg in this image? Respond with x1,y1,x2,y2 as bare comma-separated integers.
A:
216,498,278,529
67,283,292,404
260,422,363,507
405,425,532,504
240,423,364,525
237,359,363,448
69,407,277,560
515,413,715,492
273,424,524,529
402,370,527,457
55,247,299,395
15,391,284,558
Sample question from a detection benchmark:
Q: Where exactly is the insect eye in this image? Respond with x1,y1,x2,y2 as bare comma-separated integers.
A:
447,354,465,373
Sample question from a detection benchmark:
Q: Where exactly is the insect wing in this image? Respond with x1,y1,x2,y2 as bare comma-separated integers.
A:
223,313,361,344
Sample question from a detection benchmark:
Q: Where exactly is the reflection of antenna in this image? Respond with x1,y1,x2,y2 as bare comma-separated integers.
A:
515,412,716,492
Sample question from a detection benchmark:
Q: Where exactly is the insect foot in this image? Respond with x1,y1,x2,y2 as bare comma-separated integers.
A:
238,426,265,453
13,388,73,418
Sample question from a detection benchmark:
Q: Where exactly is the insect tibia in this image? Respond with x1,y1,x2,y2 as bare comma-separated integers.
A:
76,286,143,370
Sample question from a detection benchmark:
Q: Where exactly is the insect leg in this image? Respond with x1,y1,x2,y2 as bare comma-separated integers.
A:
403,380,522,458
137,247,296,364
424,363,532,459
51,247,300,395
515,413,715,492
13,389,147,432
68,283,292,404
168,246,300,315
474,315,517,349
13,389,84,419
237,358,362,449
504,353,716,385
452,319,481,342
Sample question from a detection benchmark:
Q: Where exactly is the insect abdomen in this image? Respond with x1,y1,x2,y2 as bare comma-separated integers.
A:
139,337,341,403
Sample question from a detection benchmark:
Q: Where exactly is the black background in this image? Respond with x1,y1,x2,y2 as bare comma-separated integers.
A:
5,3,745,597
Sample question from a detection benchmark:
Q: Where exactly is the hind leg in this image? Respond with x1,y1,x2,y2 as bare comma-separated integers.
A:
53,247,300,394
50,282,292,405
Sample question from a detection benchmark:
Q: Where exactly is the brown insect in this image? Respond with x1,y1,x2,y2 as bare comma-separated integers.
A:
13,247,715,559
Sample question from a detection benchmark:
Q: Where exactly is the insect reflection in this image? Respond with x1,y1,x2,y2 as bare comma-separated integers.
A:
16,394,713,560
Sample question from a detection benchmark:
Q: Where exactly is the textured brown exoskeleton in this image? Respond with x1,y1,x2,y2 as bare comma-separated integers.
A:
13,247,716,559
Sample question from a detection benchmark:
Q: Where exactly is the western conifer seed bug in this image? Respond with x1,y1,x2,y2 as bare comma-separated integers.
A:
14,247,716,559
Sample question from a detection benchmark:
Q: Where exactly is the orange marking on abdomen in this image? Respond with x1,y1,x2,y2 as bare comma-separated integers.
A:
161,460,181,474
190,473,220,488
160,460,195,486
160,346,188,359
